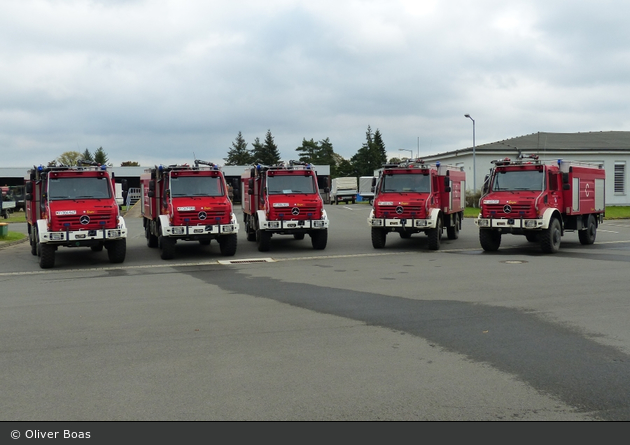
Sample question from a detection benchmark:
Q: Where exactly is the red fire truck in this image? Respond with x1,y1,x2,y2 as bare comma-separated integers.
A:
241,161,329,252
141,160,239,259
368,159,466,250
474,155,606,253
25,162,127,269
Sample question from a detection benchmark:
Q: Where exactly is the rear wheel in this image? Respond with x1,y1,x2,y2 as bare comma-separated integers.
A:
219,234,237,256
578,215,597,245
541,217,562,253
427,217,443,250
311,229,328,250
479,229,501,251
371,228,386,249
107,239,126,263
446,214,460,240
146,224,158,248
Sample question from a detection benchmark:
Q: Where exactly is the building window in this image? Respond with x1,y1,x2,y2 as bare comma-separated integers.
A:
615,162,626,195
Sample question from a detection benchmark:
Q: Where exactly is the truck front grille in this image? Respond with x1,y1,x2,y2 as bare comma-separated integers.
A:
374,205,426,219
173,209,230,225
52,212,115,231
483,204,535,218
270,204,321,220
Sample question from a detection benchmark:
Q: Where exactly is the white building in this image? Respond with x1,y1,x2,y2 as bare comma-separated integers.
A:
419,131,630,206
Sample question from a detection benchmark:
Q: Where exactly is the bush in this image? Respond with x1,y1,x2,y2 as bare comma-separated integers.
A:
465,190,482,208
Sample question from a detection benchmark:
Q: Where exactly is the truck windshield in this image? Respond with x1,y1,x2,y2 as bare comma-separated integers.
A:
267,175,316,194
492,169,544,191
380,174,430,193
48,177,112,200
170,176,224,197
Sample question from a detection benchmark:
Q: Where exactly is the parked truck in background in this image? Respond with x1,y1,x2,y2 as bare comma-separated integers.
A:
241,160,329,252
331,176,358,205
474,155,605,253
141,160,239,259
359,176,376,205
368,159,465,250
24,161,127,269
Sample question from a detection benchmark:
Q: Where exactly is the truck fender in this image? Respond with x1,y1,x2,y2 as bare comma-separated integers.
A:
36,219,49,238
428,208,441,228
321,209,329,221
256,210,268,226
541,208,562,230
117,215,127,229
158,214,171,231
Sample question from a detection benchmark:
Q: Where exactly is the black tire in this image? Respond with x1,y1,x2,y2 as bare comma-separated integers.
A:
30,228,37,256
310,229,328,250
245,216,257,242
219,234,237,256
39,243,55,269
525,232,540,243
160,235,176,259
427,217,443,250
107,239,126,263
541,217,562,253
446,214,460,240
479,229,501,251
371,228,386,249
294,233,305,240
257,230,271,252
146,224,158,248
578,215,597,245
91,243,103,252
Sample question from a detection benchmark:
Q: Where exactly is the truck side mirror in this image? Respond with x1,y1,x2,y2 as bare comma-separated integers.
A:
371,177,376,187
444,186,451,192
248,188,253,195
148,190,154,198
26,182,33,194
562,172,569,184
444,177,450,186
26,193,32,201
149,180,155,191
248,179,253,189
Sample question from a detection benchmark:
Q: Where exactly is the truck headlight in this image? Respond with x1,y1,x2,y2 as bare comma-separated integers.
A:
477,219,490,227
172,227,185,235
415,220,427,227
269,221,280,229
50,233,65,241
524,220,538,228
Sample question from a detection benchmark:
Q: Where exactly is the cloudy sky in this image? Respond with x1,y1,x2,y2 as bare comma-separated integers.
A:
2,0,629,167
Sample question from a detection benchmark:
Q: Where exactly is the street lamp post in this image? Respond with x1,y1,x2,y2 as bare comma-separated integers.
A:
399,149,413,160
464,114,476,192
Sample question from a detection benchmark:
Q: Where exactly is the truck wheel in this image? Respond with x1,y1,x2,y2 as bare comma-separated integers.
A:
91,243,103,252
541,217,561,253
371,228,386,248
446,214,460,240
39,243,55,269
107,239,126,263
311,229,328,250
245,217,256,242
146,225,158,248
578,215,597,245
294,233,305,240
219,234,238,256
30,229,37,256
160,236,176,259
427,218,443,250
479,229,501,251
525,232,540,243
257,230,271,252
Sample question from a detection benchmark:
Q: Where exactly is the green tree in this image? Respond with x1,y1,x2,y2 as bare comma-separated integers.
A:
81,149,93,162
57,151,82,166
93,147,108,165
251,137,264,164
295,138,319,163
252,130,281,165
120,161,140,166
224,131,253,165
351,126,387,177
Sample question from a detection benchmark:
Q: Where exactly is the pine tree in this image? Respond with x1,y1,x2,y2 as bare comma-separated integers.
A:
93,147,108,165
81,149,93,162
251,137,264,164
224,131,253,165
259,130,281,165
295,138,319,163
